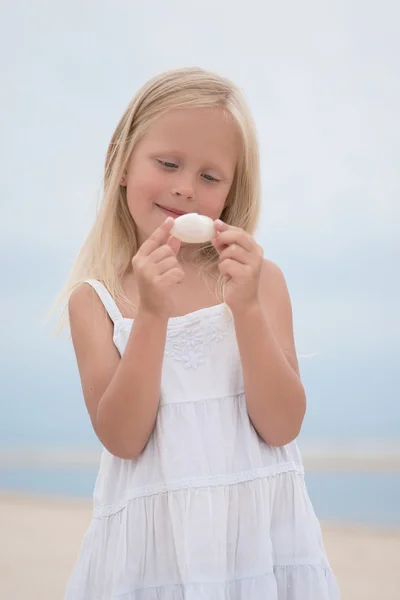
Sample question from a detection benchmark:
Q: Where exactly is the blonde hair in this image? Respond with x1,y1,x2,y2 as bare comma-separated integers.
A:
52,67,261,332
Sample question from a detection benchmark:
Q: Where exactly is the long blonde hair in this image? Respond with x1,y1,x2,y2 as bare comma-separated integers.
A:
52,67,261,332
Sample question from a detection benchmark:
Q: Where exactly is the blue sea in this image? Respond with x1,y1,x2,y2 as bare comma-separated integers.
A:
0,466,399,528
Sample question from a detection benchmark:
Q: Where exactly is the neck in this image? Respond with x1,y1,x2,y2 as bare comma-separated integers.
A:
177,243,203,264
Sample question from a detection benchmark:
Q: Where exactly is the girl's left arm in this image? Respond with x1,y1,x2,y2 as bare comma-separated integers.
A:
212,221,306,447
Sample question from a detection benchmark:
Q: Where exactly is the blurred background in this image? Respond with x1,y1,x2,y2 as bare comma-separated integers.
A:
0,1,399,599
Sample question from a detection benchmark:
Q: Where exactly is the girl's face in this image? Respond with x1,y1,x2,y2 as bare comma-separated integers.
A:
124,107,240,243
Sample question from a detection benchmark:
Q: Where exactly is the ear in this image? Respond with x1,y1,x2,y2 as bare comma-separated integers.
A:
120,170,128,186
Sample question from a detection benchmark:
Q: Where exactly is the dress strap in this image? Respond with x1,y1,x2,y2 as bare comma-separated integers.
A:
84,279,123,323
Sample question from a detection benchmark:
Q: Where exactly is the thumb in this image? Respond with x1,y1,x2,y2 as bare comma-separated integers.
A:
167,235,181,255
214,219,229,233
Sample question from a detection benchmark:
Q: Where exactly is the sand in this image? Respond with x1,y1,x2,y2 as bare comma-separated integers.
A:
1,492,399,600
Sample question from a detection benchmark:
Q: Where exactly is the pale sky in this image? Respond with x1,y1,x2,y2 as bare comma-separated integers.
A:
0,1,398,447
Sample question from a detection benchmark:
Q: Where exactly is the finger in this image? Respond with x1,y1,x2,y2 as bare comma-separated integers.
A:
156,266,185,285
150,244,176,264
212,219,229,247
218,243,249,265
213,228,254,253
155,255,180,276
167,235,181,255
219,258,250,278
138,217,175,257
214,219,229,232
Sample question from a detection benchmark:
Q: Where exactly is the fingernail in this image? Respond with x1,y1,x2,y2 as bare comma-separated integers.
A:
165,217,173,224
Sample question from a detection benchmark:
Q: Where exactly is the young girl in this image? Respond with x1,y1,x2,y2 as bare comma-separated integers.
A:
62,67,340,599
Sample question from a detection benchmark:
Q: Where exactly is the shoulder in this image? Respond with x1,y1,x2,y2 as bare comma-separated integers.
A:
259,258,291,302
68,282,111,330
68,281,97,316
68,282,118,373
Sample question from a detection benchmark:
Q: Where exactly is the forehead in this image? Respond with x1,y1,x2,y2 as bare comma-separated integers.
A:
140,107,240,167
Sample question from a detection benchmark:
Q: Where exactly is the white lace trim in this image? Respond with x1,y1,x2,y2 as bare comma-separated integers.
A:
164,311,231,369
93,463,304,519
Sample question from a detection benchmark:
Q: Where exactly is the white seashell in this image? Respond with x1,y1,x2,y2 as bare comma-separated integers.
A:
170,212,215,243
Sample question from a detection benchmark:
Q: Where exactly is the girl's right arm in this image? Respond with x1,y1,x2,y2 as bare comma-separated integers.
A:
68,218,183,459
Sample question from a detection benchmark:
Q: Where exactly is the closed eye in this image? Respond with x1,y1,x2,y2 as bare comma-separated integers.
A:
157,160,178,169
157,159,220,182
201,173,220,182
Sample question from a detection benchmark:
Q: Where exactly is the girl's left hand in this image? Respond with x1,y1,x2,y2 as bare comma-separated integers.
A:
212,220,264,314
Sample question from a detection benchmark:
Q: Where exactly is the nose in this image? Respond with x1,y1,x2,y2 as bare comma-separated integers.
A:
171,182,195,201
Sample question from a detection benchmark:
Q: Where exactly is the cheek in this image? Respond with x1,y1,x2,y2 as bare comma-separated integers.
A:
126,169,163,213
200,187,230,219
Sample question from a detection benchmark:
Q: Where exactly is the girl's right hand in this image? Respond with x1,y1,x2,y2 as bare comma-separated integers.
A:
131,217,184,319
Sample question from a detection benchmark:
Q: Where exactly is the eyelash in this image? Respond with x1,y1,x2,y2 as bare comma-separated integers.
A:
156,160,220,183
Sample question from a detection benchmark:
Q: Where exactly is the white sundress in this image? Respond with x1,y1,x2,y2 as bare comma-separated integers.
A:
65,279,341,600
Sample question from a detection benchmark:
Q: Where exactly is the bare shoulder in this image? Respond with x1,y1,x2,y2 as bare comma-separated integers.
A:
259,258,291,299
259,259,301,377
68,281,109,324
68,282,120,430
68,281,116,365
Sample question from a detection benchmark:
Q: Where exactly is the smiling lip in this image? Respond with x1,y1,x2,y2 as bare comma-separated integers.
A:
155,204,187,217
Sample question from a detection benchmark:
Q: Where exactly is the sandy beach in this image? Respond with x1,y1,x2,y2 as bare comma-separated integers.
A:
1,492,399,600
